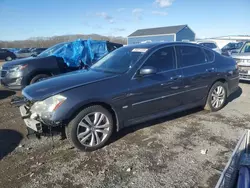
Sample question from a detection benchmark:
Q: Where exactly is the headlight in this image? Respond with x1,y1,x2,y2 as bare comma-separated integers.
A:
31,95,67,119
9,64,27,72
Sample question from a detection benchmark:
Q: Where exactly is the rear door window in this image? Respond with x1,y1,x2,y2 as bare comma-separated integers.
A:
176,45,206,68
143,46,176,72
203,49,215,62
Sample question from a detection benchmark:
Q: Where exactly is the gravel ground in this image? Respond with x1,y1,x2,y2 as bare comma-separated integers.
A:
0,81,250,188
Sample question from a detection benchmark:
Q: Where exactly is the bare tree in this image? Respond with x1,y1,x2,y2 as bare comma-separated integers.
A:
0,34,127,48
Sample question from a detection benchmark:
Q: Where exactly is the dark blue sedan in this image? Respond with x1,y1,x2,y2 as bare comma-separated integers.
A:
19,42,239,151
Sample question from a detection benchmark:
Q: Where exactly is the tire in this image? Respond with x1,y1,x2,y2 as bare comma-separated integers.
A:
66,105,114,151
204,81,227,112
5,56,12,61
30,74,50,84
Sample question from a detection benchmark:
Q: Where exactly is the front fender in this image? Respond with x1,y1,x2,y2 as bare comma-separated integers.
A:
52,97,121,126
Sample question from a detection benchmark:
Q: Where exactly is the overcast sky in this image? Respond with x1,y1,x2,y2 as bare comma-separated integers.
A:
0,0,249,40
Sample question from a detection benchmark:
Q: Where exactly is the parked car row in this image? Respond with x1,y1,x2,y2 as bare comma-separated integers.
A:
0,48,17,61
0,47,47,61
15,48,47,59
5,41,239,152
0,39,123,90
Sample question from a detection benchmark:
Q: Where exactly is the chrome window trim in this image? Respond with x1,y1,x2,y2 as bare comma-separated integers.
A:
202,48,215,63
178,60,214,70
132,85,208,106
131,44,216,80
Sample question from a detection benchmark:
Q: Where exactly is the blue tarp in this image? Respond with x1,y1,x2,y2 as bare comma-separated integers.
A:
53,39,108,67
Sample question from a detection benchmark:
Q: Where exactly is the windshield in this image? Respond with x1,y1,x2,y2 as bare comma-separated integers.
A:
236,42,244,49
223,42,243,50
240,42,250,53
222,43,235,50
38,42,68,57
91,47,146,73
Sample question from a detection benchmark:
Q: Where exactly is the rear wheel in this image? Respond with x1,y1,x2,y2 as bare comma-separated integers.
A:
5,56,12,61
30,74,50,84
204,82,227,112
66,105,114,151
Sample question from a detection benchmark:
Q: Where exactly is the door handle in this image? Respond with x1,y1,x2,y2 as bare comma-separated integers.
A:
206,68,215,72
170,75,183,80
171,86,179,90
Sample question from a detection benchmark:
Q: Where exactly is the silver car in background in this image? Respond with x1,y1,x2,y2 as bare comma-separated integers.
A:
196,41,222,54
15,48,33,58
232,41,250,81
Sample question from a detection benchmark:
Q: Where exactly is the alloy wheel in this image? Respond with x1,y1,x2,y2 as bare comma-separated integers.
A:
77,112,111,147
6,56,12,61
36,78,46,82
211,86,225,109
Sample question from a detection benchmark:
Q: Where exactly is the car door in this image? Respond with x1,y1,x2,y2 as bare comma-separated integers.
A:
0,49,8,59
175,45,216,105
125,46,184,122
23,49,32,57
0,49,7,59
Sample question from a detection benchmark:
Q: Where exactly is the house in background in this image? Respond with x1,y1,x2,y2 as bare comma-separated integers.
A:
127,24,195,45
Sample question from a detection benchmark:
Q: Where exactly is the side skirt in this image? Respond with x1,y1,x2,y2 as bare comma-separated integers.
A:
124,100,205,128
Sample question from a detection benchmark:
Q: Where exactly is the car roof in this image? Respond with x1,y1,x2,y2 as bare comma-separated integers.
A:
196,41,216,44
123,42,203,50
123,43,159,49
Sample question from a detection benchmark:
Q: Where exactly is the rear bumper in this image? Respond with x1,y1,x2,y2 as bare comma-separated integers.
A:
238,65,250,81
239,73,250,81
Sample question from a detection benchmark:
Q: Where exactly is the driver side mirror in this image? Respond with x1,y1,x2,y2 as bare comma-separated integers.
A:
139,66,157,76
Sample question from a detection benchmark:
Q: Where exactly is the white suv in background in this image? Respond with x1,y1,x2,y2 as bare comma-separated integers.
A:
196,41,222,54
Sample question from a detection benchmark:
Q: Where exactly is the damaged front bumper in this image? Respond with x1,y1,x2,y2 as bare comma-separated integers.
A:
18,103,65,139
19,105,43,133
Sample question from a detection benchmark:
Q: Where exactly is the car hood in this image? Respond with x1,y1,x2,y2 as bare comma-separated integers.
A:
232,53,250,60
2,56,56,67
22,69,118,101
2,57,37,67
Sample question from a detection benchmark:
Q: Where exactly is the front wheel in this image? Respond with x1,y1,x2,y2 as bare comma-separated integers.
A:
204,82,227,112
30,74,50,84
66,105,114,151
